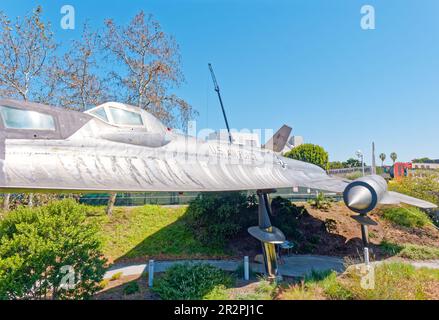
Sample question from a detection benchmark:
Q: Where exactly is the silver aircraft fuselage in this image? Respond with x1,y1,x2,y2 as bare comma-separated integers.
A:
0,99,346,194
0,99,436,211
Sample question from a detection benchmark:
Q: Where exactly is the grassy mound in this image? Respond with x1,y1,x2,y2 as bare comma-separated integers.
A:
380,206,432,228
380,241,439,260
281,262,439,300
87,205,226,262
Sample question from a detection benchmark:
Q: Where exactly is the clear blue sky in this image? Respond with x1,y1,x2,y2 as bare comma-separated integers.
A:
2,0,439,163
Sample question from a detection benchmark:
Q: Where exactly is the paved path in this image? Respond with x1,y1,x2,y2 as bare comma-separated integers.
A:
409,260,439,269
104,255,345,279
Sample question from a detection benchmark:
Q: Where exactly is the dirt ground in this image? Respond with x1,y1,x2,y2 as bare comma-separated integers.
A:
296,202,439,260
227,202,439,262
94,274,157,300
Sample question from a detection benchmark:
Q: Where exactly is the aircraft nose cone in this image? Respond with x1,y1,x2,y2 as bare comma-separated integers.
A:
346,185,373,210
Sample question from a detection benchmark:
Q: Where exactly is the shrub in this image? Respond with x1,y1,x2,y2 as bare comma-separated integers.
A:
152,263,234,300
389,173,439,207
4,194,81,211
284,144,329,171
186,193,304,248
270,197,305,238
0,199,107,299
185,192,257,247
381,207,432,228
123,281,140,295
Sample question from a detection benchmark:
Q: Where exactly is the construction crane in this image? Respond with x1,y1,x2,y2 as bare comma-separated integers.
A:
208,63,233,144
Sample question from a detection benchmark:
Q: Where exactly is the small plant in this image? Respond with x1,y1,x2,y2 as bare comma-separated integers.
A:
99,279,110,289
152,263,234,300
110,272,123,281
368,231,377,239
308,192,333,211
380,240,404,255
123,281,140,295
323,218,337,233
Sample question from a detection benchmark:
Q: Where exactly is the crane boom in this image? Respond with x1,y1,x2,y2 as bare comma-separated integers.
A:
208,63,233,144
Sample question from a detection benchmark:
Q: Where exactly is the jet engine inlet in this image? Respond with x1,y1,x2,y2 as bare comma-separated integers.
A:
343,175,388,214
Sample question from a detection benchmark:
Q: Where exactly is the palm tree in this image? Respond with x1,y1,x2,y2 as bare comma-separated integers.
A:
379,153,386,166
390,152,398,164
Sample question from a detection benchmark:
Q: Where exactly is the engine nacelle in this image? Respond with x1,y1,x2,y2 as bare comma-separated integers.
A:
343,175,388,214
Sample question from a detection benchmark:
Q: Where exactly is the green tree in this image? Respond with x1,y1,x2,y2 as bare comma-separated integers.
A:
379,153,386,166
411,157,432,164
284,144,329,170
344,158,363,168
390,152,398,164
0,200,106,299
328,161,344,170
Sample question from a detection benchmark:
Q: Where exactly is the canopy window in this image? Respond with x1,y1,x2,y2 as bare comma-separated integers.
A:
108,107,143,126
0,105,55,130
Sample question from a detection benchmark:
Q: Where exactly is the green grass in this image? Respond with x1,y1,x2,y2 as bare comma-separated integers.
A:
380,206,432,228
87,205,226,261
380,240,439,260
236,279,277,300
346,171,363,181
281,262,439,300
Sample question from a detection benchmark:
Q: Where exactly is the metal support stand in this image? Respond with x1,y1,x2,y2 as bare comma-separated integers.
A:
248,190,285,279
351,214,376,268
361,224,370,266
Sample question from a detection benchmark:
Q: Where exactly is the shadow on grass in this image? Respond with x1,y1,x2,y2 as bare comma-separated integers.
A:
111,212,229,264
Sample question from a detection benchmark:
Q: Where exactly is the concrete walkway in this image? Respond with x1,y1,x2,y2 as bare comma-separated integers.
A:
104,255,345,279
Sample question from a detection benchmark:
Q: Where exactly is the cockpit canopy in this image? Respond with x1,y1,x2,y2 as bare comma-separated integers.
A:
85,102,167,134
85,102,170,148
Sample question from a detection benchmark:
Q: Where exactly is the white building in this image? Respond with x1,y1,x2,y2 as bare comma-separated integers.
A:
282,135,304,153
207,130,261,148
412,162,439,170
208,129,304,153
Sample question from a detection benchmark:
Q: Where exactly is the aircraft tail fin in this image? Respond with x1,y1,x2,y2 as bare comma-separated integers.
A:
263,125,292,153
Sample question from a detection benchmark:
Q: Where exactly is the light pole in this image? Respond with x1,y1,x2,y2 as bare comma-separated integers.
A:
356,150,365,176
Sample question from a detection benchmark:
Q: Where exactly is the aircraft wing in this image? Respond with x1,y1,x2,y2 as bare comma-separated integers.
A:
381,191,437,209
